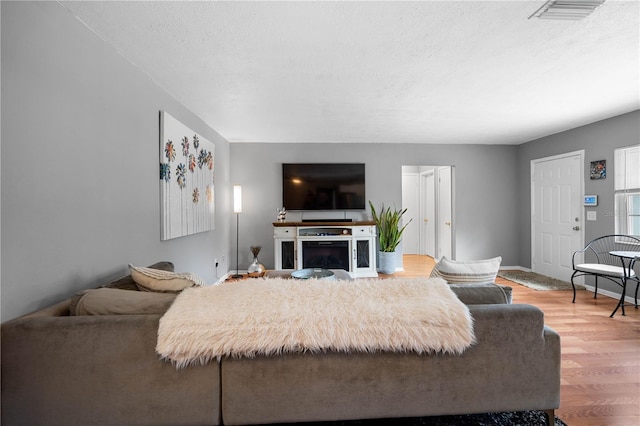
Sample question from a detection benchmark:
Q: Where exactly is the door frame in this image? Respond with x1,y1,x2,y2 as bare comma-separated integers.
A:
530,150,585,276
437,166,455,260
420,169,436,257
401,165,455,260
401,172,420,255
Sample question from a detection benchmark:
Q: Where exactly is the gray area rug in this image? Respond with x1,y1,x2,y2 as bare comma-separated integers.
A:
268,411,566,425
498,270,584,291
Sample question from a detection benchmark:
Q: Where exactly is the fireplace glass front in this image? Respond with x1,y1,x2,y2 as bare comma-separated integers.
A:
302,240,350,270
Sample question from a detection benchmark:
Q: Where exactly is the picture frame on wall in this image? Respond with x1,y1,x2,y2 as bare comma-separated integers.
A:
159,111,215,240
590,160,606,180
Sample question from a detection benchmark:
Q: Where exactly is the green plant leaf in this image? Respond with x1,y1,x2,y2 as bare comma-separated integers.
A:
368,201,412,252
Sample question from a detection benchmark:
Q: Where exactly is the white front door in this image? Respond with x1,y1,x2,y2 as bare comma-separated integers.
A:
437,166,453,260
531,151,584,281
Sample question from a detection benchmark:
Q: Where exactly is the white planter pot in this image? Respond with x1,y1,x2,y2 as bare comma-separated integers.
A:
377,251,396,274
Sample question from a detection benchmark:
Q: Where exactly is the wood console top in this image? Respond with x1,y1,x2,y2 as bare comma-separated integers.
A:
272,221,376,227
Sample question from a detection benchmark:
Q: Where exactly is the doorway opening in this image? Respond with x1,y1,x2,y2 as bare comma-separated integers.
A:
401,166,455,261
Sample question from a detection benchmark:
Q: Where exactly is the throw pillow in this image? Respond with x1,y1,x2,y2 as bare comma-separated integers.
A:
70,288,177,315
105,261,175,290
129,264,206,293
429,256,502,284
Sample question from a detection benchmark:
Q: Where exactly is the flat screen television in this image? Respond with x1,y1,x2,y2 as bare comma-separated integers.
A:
282,163,366,211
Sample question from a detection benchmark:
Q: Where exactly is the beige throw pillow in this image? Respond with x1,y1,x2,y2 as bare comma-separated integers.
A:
129,264,205,293
429,256,502,284
70,288,177,315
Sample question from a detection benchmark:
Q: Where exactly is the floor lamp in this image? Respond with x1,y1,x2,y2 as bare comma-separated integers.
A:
232,185,243,278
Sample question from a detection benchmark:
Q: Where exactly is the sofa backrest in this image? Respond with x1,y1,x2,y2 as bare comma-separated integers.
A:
449,283,512,304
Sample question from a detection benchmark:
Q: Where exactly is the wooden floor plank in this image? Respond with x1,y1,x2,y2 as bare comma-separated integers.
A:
396,254,640,426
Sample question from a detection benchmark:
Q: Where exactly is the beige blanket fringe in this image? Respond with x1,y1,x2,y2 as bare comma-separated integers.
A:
157,277,474,367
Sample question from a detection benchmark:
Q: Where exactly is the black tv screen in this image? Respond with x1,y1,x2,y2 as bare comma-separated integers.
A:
282,163,366,211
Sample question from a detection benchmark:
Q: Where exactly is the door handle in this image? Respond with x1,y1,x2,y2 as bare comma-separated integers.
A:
573,226,580,231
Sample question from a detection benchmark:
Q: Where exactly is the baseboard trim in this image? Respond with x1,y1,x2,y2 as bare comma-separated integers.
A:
583,284,639,305
499,266,531,272
212,273,230,286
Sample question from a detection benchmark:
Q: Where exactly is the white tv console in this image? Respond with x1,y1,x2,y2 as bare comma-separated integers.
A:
273,221,378,278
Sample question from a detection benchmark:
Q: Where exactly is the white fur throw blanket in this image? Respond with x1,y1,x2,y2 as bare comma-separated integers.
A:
156,277,475,367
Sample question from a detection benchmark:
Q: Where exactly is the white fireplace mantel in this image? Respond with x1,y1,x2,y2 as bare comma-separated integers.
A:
273,222,378,278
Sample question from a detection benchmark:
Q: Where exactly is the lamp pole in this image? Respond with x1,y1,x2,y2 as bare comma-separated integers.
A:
232,185,243,279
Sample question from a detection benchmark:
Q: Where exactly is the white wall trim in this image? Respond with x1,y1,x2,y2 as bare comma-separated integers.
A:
582,285,638,305
499,265,532,272
214,273,231,285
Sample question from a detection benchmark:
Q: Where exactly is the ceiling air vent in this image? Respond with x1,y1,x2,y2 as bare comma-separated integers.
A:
529,0,606,20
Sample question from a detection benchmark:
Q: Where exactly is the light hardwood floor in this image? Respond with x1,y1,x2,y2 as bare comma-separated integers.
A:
394,255,640,426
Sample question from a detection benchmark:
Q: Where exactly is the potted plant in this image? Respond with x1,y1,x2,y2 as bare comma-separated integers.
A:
369,201,412,274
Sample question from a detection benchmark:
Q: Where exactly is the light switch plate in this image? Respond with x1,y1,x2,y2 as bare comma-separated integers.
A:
587,211,597,221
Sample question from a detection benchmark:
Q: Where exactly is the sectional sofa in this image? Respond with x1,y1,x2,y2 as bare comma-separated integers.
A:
1,262,560,425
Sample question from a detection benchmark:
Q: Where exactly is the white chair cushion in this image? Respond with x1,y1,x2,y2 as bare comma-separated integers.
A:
575,263,636,278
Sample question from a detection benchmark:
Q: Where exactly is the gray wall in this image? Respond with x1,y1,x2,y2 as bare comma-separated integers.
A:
1,2,232,321
2,2,637,321
230,143,520,270
516,110,640,293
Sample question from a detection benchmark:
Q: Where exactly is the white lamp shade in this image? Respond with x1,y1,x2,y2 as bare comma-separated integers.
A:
233,185,242,213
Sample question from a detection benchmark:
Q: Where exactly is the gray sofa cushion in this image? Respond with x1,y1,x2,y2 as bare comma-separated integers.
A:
220,303,559,425
1,313,221,425
70,288,177,316
449,283,512,304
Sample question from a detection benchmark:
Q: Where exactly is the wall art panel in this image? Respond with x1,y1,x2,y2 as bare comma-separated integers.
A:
160,111,215,240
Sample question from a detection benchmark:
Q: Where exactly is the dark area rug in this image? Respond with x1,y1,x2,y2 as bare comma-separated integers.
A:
266,411,566,426
498,270,584,292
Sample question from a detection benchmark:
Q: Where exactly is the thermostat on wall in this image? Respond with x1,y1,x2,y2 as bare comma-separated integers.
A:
584,195,598,206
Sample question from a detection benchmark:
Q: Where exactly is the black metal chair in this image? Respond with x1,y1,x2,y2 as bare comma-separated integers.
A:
571,235,640,317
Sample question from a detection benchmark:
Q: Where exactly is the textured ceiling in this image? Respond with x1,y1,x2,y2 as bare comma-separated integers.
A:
60,0,639,144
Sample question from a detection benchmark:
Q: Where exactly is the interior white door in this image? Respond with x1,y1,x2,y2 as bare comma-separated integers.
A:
531,151,584,281
422,171,436,257
437,166,453,260
402,173,420,254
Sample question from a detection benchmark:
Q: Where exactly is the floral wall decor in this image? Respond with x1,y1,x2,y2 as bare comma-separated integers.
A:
160,111,215,240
